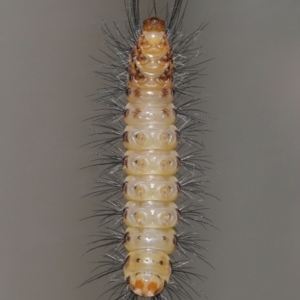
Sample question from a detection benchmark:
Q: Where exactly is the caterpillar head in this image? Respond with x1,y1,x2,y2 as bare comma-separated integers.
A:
143,17,165,46
128,272,166,297
143,17,165,32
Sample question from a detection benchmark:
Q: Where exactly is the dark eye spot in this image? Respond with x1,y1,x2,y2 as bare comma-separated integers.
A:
126,88,131,96
136,258,141,263
162,236,167,241
159,260,164,265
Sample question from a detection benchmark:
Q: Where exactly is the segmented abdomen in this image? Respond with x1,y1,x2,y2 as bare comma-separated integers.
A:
122,17,179,298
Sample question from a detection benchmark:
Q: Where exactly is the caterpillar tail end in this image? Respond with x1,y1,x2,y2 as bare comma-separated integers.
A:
128,273,165,297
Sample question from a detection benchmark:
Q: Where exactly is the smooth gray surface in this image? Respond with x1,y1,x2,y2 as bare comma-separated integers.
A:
1,1,299,299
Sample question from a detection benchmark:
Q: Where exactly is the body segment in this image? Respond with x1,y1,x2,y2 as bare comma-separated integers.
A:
122,17,178,297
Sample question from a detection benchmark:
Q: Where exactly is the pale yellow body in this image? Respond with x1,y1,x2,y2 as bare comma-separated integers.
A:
123,125,178,151
123,175,179,202
122,17,179,297
123,149,179,176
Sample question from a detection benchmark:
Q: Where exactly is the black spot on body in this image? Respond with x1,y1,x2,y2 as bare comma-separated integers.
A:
173,235,178,245
123,156,128,168
123,132,129,143
123,109,129,118
176,156,181,167
122,182,128,194
124,232,131,243
123,207,128,219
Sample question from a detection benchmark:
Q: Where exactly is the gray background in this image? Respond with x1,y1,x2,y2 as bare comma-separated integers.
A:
1,0,299,299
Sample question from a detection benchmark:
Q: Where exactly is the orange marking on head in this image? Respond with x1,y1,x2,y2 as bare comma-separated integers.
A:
148,281,158,294
135,279,144,290
143,17,165,32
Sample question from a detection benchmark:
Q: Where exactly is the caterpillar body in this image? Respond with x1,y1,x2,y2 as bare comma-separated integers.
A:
84,1,213,299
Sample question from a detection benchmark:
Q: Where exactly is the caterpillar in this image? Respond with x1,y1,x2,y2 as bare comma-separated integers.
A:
83,0,213,299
